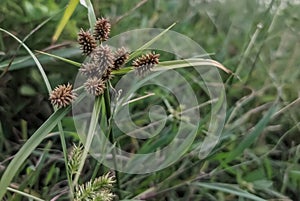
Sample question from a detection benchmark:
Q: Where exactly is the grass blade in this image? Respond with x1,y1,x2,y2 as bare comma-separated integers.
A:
128,22,176,60
192,182,267,201
80,0,97,28
114,58,231,76
0,28,52,93
155,58,232,74
225,105,277,162
35,50,81,67
73,96,102,186
52,0,80,43
7,187,44,201
0,94,84,200
0,108,70,199
0,48,81,71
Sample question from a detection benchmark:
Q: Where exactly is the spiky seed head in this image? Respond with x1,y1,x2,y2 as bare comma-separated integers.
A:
112,47,129,70
78,29,97,56
93,17,111,41
91,45,114,74
79,61,99,77
74,173,116,201
84,77,106,96
132,52,160,76
96,189,115,201
101,68,114,82
49,83,76,108
68,144,83,176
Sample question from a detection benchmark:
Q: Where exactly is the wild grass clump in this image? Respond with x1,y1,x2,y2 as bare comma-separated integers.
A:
0,0,299,200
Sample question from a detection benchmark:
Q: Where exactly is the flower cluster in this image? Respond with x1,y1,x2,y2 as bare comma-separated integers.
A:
133,52,160,76
74,173,115,201
94,17,111,42
49,83,76,108
78,18,130,96
78,29,97,56
49,16,160,108
68,143,83,178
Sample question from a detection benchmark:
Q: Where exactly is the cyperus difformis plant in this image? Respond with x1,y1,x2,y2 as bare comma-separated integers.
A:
61,15,160,200
77,19,132,96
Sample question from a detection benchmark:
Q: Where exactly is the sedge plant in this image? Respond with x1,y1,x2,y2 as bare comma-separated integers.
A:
0,1,231,200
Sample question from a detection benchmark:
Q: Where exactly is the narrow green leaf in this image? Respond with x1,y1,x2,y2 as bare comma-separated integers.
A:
73,96,102,186
290,170,300,178
52,0,80,43
0,93,85,200
0,28,52,93
129,22,176,60
35,50,81,67
193,182,267,201
112,67,133,75
0,48,81,71
114,59,231,75
155,58,232,74
7,187,44,201
83,0,97,28
26,141,52,188
225,105,277,162
0,108,70,199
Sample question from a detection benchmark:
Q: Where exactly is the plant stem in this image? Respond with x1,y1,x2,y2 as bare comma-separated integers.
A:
57,122,74,198
73,96,102,187
103,82,121,198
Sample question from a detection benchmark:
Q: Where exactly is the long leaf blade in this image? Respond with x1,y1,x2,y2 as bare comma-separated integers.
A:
0,107,71,199
35,50,81,67
0,92,87,199
225,105,277,162
0,28,52,93
52,0,80,43
192,182,267,201
128,22,176,60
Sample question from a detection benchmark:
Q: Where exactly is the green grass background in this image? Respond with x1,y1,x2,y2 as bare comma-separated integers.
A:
0,0,299,200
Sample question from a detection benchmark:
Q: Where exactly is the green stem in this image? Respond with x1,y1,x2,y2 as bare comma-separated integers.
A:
103,82,121,198
57,122,74,198
7,187,44,201
0,105,76,200
244,0,279,84
73,96,102,187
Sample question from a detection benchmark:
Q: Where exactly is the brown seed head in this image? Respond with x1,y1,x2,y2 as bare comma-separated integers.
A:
112,47,129,71
78,29,97,56
132,52,160,76
94,17,111,41
91,45,114,74
79,62,98,77
49,83,76,108
84,77,106,96
101,68,114,82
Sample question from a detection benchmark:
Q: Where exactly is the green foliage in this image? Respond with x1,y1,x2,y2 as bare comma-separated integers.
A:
0,0,299,200
0,105,72,199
